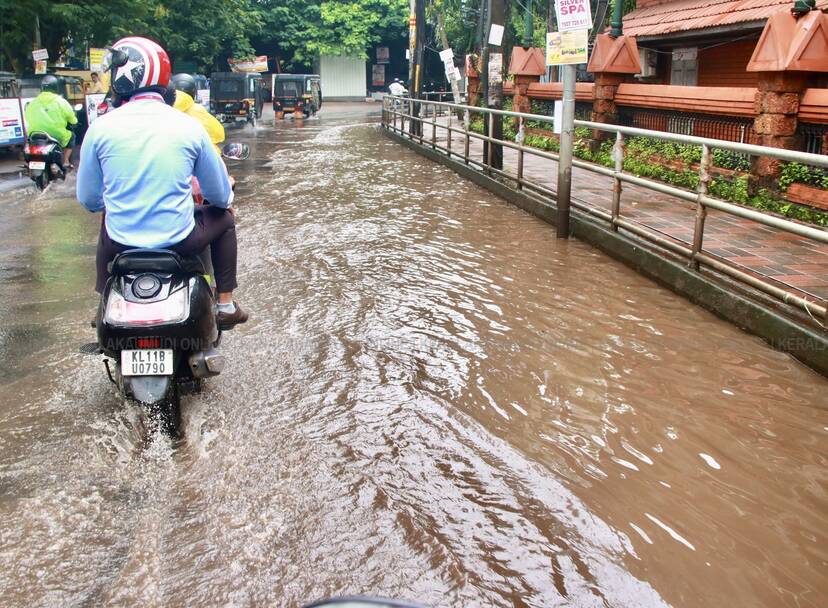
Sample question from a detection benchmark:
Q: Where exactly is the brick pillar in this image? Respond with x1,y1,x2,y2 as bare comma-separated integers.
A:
512,74,537,114
467,73,481,107
591,73,627,139
586,34,641,142
746,10,828,192
507,47,545,128
750,72,807,191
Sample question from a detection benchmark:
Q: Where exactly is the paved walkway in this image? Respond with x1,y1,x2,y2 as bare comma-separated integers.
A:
409,118,828,302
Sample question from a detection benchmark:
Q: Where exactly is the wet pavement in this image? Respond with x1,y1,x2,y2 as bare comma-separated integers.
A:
0,103,826,607
428,114,828,300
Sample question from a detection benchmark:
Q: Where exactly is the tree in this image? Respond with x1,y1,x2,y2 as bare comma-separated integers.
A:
0,0,262,75
253,0,408,70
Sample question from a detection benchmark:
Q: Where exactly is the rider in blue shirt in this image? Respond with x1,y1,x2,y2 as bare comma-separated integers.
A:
76,36,247,329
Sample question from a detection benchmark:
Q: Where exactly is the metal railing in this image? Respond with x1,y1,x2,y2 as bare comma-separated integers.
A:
618,107,757,145
381,95,828,324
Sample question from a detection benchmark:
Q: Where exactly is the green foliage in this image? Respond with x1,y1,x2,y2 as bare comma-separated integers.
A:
778,162,828,191
711,149,750,172
0,0,406,74
524,134,559,152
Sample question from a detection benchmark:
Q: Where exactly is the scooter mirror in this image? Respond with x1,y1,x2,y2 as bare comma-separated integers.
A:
221,142,250,161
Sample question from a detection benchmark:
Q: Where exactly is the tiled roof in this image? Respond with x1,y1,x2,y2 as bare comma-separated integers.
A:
622,0,828,38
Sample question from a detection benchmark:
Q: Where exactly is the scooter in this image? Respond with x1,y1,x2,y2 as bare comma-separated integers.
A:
82,143,250,438
23,131,67,190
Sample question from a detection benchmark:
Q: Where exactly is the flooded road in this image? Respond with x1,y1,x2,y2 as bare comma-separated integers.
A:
0,104,826,608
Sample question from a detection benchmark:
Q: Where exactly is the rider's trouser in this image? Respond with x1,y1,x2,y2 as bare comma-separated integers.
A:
95,205,238,293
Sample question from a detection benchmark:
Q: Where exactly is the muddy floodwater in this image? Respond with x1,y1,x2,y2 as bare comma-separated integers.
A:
0,104,826,608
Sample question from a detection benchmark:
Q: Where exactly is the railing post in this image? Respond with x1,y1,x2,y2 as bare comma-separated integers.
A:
486,111,494,175
432,103,437,149
516,116,525,190
611,131,625,231
691,143,712,269
447,104,452,158
464,109,470,164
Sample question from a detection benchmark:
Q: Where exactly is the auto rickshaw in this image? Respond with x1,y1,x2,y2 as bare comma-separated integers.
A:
209,72,264,126
0,72,18,98
272,74,322,119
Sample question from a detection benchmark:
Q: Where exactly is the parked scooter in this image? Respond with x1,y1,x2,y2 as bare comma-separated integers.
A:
82,143,250,438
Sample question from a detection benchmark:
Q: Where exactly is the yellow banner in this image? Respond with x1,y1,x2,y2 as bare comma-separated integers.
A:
545,29,589,66
89,47,106,71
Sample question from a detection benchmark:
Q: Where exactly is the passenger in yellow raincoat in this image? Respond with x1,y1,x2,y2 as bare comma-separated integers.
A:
170,73,224,154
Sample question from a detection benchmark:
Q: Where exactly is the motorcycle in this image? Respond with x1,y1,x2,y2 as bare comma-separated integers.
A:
23,131,67,191
82,143,250,438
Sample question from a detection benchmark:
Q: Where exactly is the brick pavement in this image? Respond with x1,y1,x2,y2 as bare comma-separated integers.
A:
413,119,828,301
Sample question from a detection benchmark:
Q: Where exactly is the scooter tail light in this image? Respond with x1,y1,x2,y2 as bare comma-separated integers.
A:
104,287,189,326
25,144,50,155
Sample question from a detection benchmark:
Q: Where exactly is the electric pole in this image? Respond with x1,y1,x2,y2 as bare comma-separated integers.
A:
488,0,505,170
409,0,426,137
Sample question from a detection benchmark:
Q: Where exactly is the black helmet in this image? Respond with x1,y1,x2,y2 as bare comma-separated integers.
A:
170,73,197,99
41,75,60,94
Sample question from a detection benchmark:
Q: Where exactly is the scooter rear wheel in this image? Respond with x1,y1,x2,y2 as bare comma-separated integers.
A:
34,172,48,190
154,383,181,438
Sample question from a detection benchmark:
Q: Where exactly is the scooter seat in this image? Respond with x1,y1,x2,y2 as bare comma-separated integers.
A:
110,249,205,276
28,131,61,145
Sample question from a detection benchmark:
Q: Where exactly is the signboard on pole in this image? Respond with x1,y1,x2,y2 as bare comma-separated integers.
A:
488,24,505,46
196,89,210,108
488,52,502,104
372,64,386,86
0,99,25,146
444,61,460,83
32,48,49,61
228,55,268,72
376,46,390,64
34,60,47,75
546,30,589,65
439,48,454,63
89,47,106,71
85,93,106,125
554,0,592,33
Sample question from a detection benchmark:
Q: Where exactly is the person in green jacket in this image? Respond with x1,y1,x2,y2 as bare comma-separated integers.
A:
24,75,78,168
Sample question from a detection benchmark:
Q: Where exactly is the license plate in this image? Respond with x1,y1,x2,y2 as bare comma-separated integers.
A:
29,161,45,170
120,349,174,376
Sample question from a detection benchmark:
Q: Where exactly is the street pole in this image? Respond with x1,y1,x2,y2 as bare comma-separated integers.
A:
610,0,624,37
524,0,534,47
556,63,576,238
480,0,490,165
408,0,416,84
486,0,505,170
409,0,426,137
